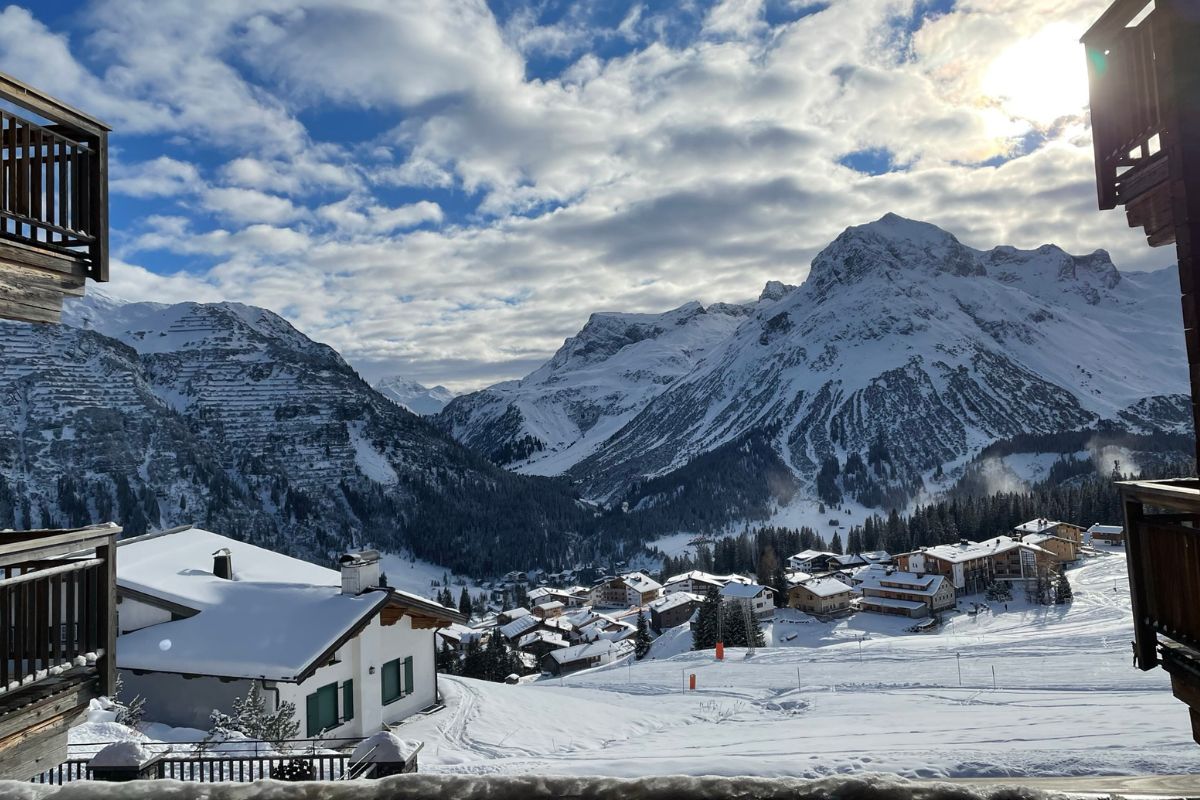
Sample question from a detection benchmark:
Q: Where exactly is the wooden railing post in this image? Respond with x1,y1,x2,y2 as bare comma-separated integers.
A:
96,543,117,698
1121,495,1158,669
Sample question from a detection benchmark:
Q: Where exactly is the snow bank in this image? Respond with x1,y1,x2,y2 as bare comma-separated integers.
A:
3,774,1061,799
351,732,420,763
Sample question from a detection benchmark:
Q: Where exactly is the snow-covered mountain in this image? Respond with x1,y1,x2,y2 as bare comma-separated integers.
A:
375,376,455,416
0,299,589,574
439,214,1190,506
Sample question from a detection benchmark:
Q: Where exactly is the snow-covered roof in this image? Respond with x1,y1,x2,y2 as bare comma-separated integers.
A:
549,639,616,665
622,572,662,593
861,550,891,562
1014,518,1079,535
921,537,1018,563
650,592,703,613
117,527,450,682
719,582,772,599
117,526,337,610
437,623,478,643
537,600,566,611
501,607,531,619
789,549,835,562
794,577,853,597
856,568,945,597
861,596,926,612
517,630,567,649
500,615,541,639
785,570,812,585
1087,524,1123,535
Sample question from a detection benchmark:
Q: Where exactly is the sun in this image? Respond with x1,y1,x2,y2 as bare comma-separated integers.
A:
981,22,1091,129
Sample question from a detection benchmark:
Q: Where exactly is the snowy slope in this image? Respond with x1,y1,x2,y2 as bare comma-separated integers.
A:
376,376,455,416
441,215,1188,504
399,552,1198,779
438,301,752,474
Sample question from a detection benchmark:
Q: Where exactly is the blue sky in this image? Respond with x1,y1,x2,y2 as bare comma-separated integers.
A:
0,0,1165,390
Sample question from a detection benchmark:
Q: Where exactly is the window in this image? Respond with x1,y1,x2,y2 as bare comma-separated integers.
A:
306,682,339,737
342,680,354,722
381,658,402,704
381,656,415,705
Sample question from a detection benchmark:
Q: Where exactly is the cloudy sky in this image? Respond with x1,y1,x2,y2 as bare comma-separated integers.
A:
0,0,1169,391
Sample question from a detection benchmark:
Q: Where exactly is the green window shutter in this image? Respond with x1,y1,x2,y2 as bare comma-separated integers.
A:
316,682,338,733
403,656,414,696
381,659,401,704
342,680,354,722
306,692,321,737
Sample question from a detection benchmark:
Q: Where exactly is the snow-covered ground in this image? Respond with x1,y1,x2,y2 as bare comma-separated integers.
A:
396,551,1198,779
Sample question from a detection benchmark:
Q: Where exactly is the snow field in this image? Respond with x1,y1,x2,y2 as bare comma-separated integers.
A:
396,553,1199,779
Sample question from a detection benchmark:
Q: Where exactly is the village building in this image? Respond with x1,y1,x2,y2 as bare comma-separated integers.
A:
662,570,753,596
435,623,482,652
498,614,541,643
855,567,955,618
541,640,618,676
718,582,776,619
896,536,1056,596
113,527,462,739
1087,523,1124,545
648,592,703,632
787,550,841,573
531,601,566,619
1020,532,1081,563
497,607,531,625
515,630,570,660
1014,519,1085,546
787,577,854,616
590,572,663,608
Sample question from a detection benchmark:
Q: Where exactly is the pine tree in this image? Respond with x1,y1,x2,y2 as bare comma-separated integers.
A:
459,587,473,619
692,588,722,650
721,602,748,647
634,610,653,659
829,532,843,555
1055,566,1073,604
436,640,461,675
208,682,299,750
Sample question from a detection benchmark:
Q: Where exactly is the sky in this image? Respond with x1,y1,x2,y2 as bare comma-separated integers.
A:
0,0,1171,392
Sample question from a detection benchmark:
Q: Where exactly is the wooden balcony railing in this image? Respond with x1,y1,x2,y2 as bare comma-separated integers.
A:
0,525,119,779
0,73,108,282
0,557,109,693
1120,479,1200,741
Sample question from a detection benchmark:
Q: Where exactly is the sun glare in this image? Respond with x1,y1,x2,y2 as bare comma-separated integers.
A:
981,22,1091,128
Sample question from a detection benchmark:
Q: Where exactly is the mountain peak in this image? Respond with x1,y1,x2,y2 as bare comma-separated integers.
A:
375,376,455,415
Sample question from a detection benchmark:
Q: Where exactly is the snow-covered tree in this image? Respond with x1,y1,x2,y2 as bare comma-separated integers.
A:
634,610,653,660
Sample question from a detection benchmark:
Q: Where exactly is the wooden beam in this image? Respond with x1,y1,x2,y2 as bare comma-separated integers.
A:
0,71,110,138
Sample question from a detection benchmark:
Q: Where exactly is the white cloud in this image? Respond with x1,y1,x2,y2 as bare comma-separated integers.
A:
3,0,1164,392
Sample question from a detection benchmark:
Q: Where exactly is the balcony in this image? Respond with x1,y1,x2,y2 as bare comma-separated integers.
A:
1118,479,1200,741
1081,0,1197,248
0,524,119,779
0,70,109,324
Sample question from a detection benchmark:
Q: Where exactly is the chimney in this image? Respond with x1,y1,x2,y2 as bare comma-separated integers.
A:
340,550,382,595
212,548,233,580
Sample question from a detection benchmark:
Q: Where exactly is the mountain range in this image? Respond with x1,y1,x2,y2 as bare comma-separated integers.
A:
374,376,455,416
0,297,589,575
438,214,1190,509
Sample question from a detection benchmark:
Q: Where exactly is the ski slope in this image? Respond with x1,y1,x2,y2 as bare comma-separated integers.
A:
401,551,1200,779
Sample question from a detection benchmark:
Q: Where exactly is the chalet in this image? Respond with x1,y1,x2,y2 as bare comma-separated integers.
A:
1020,532,1081,563
856,568,955,618
0,72,110,325
577,616,636,643
1086,523,1124,545
515,630,569,660
528,587,576,608
542,640,618,676
435,623,482,653
718,582,776,619
498,607,531,625
662,570,752,596
787,550,840,573
590,572,662,608
531,601,565,619
788,577,854,616
113,527,462,739
0,525,120,779
1014,519,1084,546
648,592,703,633
499,614,541,642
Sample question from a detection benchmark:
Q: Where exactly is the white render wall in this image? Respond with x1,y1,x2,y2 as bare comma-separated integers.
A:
116,603,440,741
116,595,173,635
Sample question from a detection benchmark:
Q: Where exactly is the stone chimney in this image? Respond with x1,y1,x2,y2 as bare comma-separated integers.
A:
212,548,233,580
340,550,382,595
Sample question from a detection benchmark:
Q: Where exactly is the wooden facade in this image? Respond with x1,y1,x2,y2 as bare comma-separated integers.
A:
0,71,109,324
0,524,119,779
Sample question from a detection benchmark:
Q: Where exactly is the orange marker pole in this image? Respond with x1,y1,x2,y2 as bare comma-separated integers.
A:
689,673,696,691
715,641,724,660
